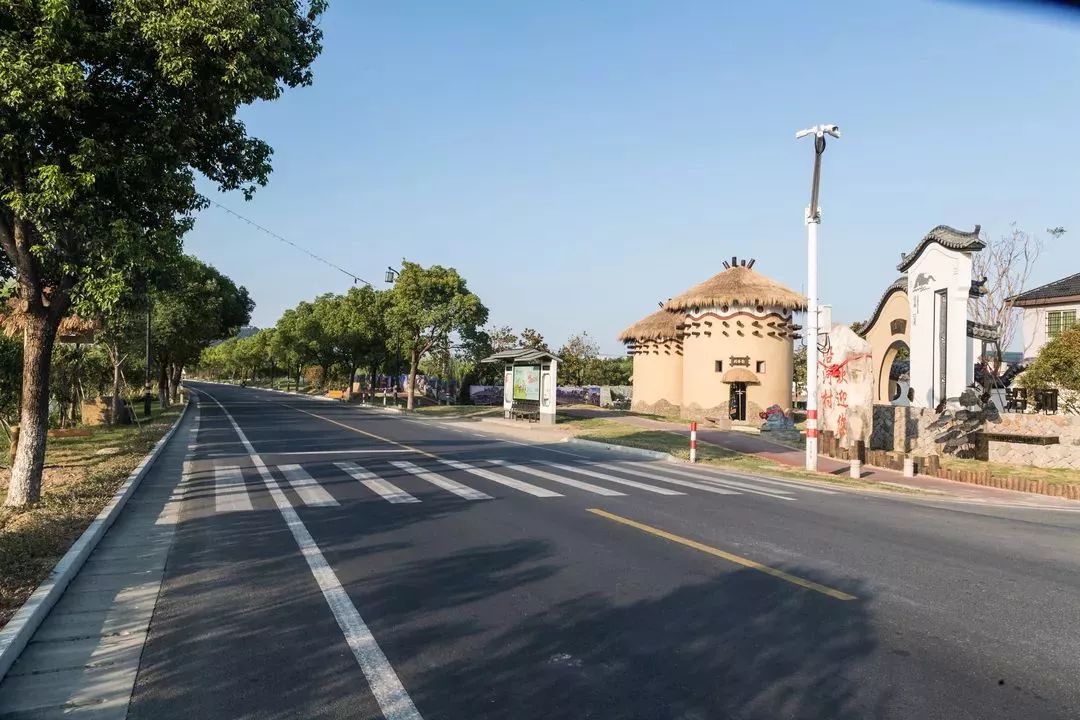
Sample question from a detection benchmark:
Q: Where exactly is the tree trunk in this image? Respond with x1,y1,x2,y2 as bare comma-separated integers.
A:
406,351,419,410
158,362,169,408
111,353,126,425
5,311,59,506
170,364,182,403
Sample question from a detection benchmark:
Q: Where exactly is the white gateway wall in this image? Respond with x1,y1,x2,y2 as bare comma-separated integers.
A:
906,245,974,408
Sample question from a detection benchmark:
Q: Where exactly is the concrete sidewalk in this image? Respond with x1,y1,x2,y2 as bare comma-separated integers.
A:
0,407,195,719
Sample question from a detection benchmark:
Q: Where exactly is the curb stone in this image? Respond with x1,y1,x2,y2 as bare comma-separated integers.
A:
0,401,191,683
564,437,672,461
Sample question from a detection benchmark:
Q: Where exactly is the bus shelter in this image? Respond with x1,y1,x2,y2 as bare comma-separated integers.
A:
481,349,560,425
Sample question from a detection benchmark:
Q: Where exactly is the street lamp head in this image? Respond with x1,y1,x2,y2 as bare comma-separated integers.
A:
385,266,398,284
795,124,841,140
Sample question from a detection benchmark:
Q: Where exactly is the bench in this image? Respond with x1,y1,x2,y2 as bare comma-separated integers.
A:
510,399,541,422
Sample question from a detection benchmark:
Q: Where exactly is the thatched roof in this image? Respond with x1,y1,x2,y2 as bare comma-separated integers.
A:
722,368,760,384
664,264,806,313
618,308,682,343
1,298,100,342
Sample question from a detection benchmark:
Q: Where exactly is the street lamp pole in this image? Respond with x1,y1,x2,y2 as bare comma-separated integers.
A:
795,124,840,472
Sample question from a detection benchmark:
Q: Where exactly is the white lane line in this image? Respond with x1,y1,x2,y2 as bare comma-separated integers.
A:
488,460,625,497
640,464,795,499
336,461,421,504
436,459,563,498
214,465,254,513
195,388,423,720
594,463,742,496
390,461,492,501
278,464,340,508
540,461,689,496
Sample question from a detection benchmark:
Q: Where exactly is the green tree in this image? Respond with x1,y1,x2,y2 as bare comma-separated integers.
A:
520,328,550,352
152,256,252,403
386,261,488,410
557,331,600,386
0,1,325,505
274,302,323,390
1019,327,1080,413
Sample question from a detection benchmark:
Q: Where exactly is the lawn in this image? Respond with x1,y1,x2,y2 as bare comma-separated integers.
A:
941,456,1080,488
0,403,183,629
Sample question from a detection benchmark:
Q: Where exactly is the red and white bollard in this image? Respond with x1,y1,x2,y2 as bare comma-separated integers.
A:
690,422,698,463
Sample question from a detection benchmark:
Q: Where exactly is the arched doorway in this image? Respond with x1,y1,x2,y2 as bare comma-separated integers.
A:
879,340,910,405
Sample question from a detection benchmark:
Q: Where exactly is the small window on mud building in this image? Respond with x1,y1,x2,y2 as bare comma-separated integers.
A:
715,360,723,372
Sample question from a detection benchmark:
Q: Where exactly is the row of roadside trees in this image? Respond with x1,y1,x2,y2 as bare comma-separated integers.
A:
195,265,632,409
0,2,327,506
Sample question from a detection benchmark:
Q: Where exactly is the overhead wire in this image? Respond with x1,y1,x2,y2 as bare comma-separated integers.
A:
206,199,373,286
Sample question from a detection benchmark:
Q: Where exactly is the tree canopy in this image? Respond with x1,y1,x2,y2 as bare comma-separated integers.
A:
1,1,326,505
385,261,489,409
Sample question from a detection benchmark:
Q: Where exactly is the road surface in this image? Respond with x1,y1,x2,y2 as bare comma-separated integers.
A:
98,383,1080,718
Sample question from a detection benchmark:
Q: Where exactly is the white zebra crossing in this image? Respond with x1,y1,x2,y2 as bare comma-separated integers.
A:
205,456,822,513
633,463,795,500
214,465,253,512
488,460,625,497
390,460,492,501
335,461,420,504
436,459,563,498
589,462,742,496
538,461,687,496
279,464,340,507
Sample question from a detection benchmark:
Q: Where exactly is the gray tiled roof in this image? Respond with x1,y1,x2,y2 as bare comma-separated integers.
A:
897,225,984,272
1007,272,1080,306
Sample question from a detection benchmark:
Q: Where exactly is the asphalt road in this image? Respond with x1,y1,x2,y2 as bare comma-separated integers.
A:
126,382,1080,720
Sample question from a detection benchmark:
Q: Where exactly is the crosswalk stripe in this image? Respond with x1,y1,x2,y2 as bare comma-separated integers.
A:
390,461,492,501
215,465,253,512
437,459,563,498
335,461,421,504
592,463,741,496
279,464,340,507
693,468,837,495
489,460,625,496
539,461,686,496
624,464,795,500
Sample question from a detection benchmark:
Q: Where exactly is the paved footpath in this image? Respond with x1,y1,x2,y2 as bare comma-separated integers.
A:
0,405,196,719
2,383,1079,719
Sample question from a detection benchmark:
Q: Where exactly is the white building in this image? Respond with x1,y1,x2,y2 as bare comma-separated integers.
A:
1009,272,1080,361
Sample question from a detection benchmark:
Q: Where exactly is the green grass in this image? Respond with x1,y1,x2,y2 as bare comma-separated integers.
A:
941,456,1080,487
0,404,182,629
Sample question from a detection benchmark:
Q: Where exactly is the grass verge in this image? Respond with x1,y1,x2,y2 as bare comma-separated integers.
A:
561,417,914,491
941,456,1080,488
0,404,182,629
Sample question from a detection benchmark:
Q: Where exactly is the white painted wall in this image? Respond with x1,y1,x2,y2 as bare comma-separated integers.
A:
906,244,975,408
1020,303,1080,360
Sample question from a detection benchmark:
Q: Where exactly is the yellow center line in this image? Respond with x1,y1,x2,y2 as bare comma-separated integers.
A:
586,508,857,601
274,402,440,460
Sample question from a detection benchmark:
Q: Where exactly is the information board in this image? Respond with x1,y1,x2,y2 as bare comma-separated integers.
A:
512,365,541,401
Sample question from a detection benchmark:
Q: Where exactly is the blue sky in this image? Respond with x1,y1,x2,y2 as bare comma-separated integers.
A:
186,0,1080,355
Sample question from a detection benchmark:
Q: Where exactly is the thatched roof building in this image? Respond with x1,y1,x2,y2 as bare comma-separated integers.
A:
0,298,100,343
617,308,682,343
664,260,806,313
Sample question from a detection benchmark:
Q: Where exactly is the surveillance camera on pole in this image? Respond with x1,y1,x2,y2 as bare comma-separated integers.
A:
795,123,840,472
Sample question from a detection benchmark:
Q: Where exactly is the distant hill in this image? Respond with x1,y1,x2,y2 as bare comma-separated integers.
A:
235,326,260,339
